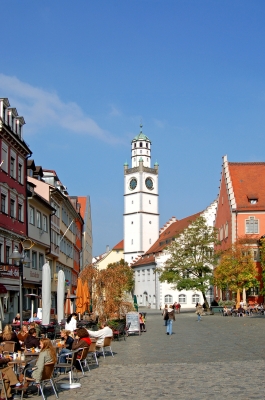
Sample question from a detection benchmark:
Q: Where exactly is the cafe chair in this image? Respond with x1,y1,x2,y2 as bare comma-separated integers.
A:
96,337,114,359
73,347,90,376
86,341,98,366
0,370,8,400
112,322,126,341
1,341,16,353
19,362,58,400
54,348,79,378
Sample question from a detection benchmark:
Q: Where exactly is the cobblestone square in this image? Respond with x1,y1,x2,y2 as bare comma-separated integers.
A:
41,310,265,400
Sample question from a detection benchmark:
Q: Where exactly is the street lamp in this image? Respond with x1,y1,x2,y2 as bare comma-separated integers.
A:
9,247,31,330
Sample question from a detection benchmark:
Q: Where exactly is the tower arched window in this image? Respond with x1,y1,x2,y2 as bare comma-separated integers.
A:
146,143,148,148
140,142,143,147
134,143,136,148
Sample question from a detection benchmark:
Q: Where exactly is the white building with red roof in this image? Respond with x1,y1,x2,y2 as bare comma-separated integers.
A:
131,201,217,309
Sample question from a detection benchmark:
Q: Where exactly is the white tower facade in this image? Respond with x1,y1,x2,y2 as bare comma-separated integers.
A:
124,126,159,264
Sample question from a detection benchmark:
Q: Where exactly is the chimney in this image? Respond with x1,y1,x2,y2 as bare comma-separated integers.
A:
106,245,110,252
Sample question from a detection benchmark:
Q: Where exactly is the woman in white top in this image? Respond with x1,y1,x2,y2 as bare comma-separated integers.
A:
65,313,78,332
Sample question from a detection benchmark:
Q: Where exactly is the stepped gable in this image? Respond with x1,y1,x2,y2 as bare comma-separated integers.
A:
131,211,202,267
228,162,265,211
113,240,123,250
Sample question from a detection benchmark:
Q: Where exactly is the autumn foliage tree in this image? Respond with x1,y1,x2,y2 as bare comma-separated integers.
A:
79,259,134,320
214,240,258,295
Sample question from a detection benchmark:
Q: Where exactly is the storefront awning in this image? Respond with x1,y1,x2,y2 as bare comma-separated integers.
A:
4,285,19,292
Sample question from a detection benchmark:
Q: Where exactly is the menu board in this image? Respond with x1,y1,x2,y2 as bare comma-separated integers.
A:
126,312,140,335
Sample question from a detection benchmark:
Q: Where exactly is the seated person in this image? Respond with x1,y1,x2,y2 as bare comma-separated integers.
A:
0,356,26,399
57,330,74,369
223,306,229,316
28,322,40,338
139,313,146,332
87,322,113,347
12,313,21,324
71,328,91,370
0,324,21,352
237,306,245,316
25,338,57,383
28,312,40,323
17,325,29,347
24,328,40,349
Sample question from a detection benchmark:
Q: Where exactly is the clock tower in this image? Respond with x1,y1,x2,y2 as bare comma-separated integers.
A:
124,125,159,265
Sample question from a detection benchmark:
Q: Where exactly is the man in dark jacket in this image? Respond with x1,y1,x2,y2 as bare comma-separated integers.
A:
24,328,40,349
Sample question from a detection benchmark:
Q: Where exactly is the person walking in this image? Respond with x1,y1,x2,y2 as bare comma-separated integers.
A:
196,303,203,322
166,306,175,335
162,304,168,326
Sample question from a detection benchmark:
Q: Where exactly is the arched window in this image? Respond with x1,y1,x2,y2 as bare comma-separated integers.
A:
140,142,143,147
146,143,148,148
164,294,173,304
179,294,186,304
134,143,136,148
192,294,200,304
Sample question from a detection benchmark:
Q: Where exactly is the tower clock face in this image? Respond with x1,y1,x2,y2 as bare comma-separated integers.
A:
129,178,137,190
145,177,153,190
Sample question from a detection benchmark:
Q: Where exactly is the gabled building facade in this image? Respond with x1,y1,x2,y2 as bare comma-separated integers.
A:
215,155,265,303
0,98,32,323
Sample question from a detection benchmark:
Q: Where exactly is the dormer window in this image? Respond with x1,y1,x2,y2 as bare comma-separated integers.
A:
247,194,258,204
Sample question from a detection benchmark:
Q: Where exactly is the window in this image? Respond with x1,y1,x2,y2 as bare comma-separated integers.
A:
149,221,151,224
153,295,156,304
6,246,10,264
29,207,35,225
137,270,140,282
134,143,136,148
18,204,23,222
139,295,142,304
131,221,133,224
146,143,148,148
10,157,15,178
140,142,142,147
10,199,15,218
142,270,145,281
253,250,259,261
36,211,41,228
164,295,173,304
147,269,150,281
149,200,151,204
192,294,200,304
149,238,151,244
18,163,22,183
39,254,44,271
246,217,259,234
43,215,48,232
24,250,30,268
1,194,6,213
1,142,8,172
247,287,259,296
179,294,186,304
131,239,133,245
32,251,37,269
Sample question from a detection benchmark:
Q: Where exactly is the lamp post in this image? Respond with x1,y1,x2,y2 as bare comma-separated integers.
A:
9,247,31,330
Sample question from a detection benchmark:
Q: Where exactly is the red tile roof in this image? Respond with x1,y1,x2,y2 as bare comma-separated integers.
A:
229,162,265,211
132,211,202,266
113,240,124,250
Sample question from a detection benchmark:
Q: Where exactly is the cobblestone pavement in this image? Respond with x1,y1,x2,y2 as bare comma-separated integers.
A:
37,310,265,400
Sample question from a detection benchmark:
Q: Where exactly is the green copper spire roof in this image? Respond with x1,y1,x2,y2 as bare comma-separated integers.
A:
131,124,151,143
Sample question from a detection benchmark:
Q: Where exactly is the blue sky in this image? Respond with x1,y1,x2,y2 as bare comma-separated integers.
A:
1,1,265,256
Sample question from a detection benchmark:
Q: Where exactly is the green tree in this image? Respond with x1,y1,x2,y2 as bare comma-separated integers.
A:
158,216,219,310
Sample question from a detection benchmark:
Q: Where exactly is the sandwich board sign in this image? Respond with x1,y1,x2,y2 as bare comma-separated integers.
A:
126,312,140,335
